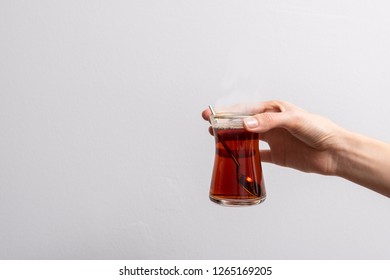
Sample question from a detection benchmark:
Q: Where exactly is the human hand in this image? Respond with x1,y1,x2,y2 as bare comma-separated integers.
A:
202,100,345,175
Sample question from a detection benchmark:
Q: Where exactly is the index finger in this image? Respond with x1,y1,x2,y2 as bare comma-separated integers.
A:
245,100,290,114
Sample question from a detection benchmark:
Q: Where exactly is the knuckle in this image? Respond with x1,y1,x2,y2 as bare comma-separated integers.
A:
260,112,276,130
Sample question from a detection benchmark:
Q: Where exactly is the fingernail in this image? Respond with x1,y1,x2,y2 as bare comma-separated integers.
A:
244,117,258,128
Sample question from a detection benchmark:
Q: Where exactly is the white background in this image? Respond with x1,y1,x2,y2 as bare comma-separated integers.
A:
1,0,390,259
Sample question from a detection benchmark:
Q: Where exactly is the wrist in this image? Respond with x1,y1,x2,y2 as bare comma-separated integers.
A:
332,129,364,178
332,128,390,197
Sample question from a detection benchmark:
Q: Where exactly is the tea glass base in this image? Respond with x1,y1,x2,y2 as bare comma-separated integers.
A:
209,195,266,207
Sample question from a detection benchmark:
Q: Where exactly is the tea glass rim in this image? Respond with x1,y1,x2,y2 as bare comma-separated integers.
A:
210,112,255,119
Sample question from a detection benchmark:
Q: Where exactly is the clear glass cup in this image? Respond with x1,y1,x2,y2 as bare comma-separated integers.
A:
209,113,266,206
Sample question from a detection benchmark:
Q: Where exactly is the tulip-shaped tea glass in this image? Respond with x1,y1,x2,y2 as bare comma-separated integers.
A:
209,112,266,206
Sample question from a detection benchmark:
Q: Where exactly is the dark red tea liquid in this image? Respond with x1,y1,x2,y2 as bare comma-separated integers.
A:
209,127,266,206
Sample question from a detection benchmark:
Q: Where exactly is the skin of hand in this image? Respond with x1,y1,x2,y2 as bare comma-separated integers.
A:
202,100,390,198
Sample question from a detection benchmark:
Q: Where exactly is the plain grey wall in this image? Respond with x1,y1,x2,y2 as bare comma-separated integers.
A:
1,0,390,259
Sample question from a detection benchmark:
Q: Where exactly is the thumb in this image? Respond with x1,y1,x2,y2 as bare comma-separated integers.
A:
243,112,292,133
